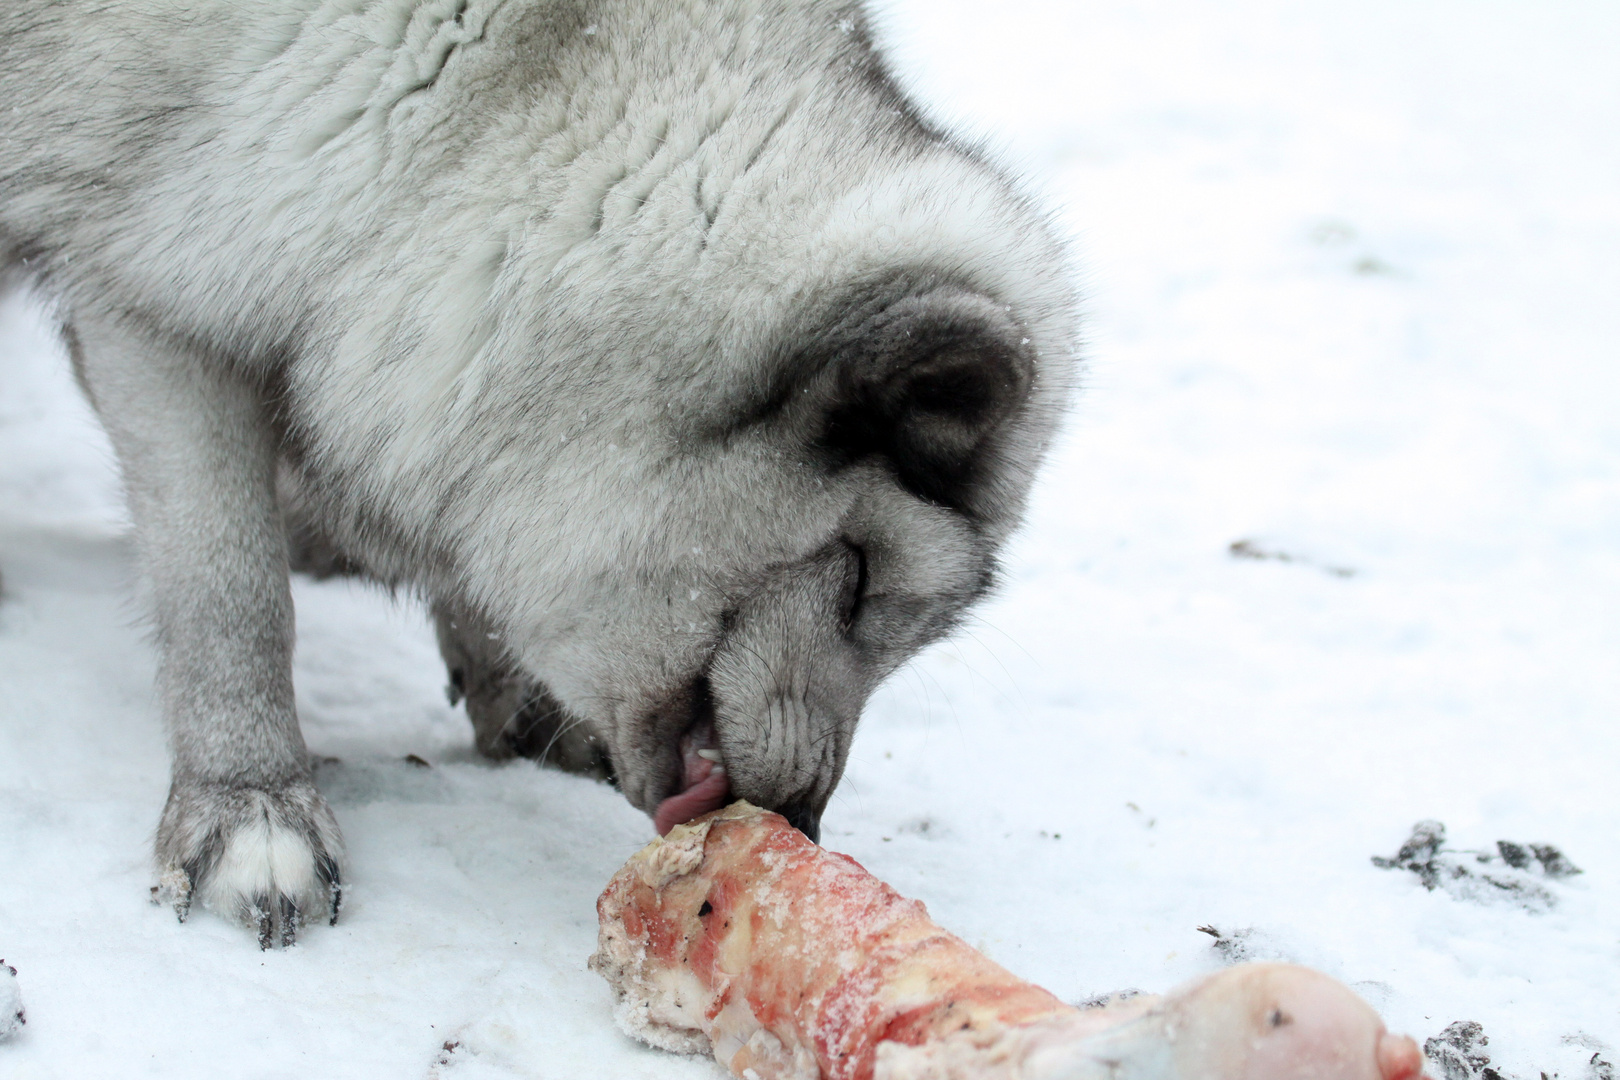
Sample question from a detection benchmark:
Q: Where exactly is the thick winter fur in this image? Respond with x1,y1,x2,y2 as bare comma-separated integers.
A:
0,0,1077,944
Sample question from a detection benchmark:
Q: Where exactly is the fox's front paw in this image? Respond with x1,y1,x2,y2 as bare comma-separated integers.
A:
153,778,344,948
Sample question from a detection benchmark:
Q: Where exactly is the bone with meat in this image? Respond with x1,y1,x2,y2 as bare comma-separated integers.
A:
591,803,1426,1080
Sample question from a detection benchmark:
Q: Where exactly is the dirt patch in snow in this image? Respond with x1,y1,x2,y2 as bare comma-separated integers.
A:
1373,821,1581,912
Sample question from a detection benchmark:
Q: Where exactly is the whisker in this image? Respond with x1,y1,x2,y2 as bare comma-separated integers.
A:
537,712,595,766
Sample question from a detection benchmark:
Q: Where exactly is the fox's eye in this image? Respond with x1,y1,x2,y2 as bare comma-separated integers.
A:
840,541,867,634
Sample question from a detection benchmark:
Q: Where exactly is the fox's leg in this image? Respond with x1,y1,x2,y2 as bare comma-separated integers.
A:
71,315,340,948
432,599,614,780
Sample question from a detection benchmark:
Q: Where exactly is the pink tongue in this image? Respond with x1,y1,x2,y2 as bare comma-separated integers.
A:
652,755,732,836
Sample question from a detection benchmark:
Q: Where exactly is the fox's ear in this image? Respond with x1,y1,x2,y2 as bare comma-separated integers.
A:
820,288,1034,508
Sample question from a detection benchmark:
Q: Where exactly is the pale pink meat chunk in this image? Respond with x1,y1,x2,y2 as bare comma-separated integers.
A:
591,803,1425,1080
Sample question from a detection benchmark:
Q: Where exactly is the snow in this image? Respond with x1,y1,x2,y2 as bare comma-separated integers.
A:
0,960,22,1040
2,1,1617,1077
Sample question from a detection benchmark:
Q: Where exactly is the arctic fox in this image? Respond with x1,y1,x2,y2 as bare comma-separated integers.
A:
0,0,1076,946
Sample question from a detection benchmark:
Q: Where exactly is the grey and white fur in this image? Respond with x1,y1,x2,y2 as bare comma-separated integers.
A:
0,0,1077,946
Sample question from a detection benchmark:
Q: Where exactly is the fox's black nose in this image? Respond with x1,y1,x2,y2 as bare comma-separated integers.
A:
777,800,822,845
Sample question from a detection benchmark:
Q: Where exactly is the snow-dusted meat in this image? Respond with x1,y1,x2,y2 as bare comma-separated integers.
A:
591,803,1425,1080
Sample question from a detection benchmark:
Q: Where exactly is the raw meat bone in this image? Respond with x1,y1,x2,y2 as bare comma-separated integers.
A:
990,965,1426,1080
591,803,1425,1080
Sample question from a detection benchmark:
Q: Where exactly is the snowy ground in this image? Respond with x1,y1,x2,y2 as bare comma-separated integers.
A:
2,2,1617,1077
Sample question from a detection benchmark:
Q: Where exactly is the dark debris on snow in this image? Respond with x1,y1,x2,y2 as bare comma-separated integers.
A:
1425,1022,1615,1080
1373,821,1581,912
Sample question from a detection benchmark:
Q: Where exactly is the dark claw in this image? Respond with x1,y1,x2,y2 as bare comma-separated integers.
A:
278,895,301,948
253,895,274,951
319,854,343,926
